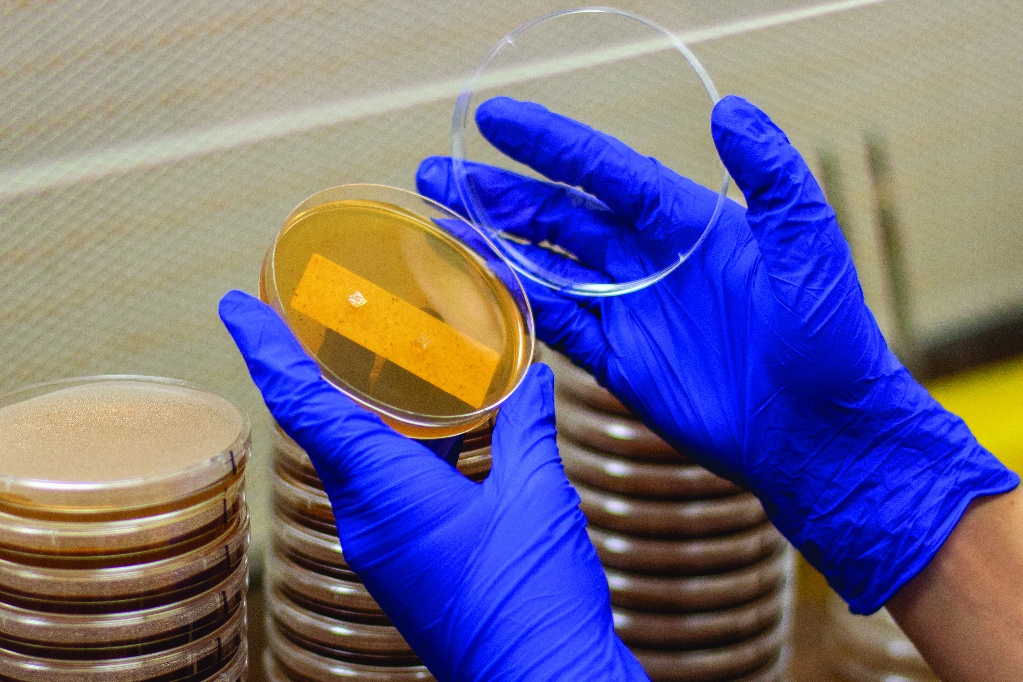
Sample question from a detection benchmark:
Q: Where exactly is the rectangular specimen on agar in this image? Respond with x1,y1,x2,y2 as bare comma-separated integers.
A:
290,253,501,409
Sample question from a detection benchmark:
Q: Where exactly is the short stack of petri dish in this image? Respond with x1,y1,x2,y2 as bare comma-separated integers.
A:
822,591,938,682
543,349,793,682
0,376,251,681
264,424,492,682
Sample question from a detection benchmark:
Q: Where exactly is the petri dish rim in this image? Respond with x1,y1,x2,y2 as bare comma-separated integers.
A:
0,515,249,601
263,184,536,438
0,375,251,513
451,6,730,297
0,558,247,646
0,601,245,681
0,477,245,557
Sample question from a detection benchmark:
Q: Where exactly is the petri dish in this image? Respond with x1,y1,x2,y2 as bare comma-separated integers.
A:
266,619,433,682
272,463,334,524
611,589,784,649
587,522,784,576
0,558,246,647
452,8,729,297
208,637,249,682
0,514,248,603
271,511,348,572
604,546,790,613
575,482,766,538
267,550,379,616
0,377,249,518
556,401,683,461
560,440,741,500
0,605,245,682
260,184,534,439
627,619,786,682
0,476,245,557
268,585,415,658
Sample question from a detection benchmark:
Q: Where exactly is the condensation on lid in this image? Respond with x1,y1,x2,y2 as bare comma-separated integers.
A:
0,377,249,514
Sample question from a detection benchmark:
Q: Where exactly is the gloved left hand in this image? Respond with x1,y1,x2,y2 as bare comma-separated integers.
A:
219,290,647,681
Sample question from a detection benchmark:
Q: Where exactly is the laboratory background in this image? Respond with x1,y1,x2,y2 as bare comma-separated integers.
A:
1,1,1021,680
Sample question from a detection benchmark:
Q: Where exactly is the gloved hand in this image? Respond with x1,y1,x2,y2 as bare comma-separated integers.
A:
416,95,1019,614
219,291,648,681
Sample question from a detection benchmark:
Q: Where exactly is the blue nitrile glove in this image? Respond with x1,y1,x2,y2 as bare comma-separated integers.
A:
416,95,1019,614
219,291,647,681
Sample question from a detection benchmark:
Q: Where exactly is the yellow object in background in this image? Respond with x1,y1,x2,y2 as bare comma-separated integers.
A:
926,355,1023,474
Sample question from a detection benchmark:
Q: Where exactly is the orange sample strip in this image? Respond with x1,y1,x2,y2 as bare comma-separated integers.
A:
290,253,501,409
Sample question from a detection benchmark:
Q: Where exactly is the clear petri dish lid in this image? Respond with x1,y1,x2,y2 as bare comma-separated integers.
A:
0,601,245,682
0,514,249,603
261,184,535,440
267,619,433,682
0,476,245,558
0,376,250,518
0,558,246,647
452,7,729,297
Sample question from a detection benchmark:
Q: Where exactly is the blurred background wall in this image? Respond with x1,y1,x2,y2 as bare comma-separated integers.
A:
2,0,1022,567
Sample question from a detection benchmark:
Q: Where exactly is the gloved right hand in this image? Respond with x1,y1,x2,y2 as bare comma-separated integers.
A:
416,95,1018,614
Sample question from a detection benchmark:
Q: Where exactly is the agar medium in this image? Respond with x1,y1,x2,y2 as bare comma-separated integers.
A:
261,184,533,440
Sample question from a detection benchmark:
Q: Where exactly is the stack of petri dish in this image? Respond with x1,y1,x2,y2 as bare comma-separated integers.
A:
0,376,250,681
822,591,938,681
543,349,793,682
264,424,492,682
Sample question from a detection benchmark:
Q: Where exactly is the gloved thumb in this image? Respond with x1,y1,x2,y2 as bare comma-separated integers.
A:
711,95,852,310
488,364,565,491
218,290,434,487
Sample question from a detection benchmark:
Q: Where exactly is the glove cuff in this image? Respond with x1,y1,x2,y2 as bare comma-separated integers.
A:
772,369,1019,614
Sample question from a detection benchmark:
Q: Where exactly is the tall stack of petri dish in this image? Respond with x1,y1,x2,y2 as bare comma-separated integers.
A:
543,350,794,682
0,376,250,681
264,424,492,682
822,592,938,681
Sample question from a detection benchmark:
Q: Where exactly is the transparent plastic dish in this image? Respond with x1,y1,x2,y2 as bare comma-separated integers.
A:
0,514,249,602
271,510,347,571
260,184,534,439
452,7,729,296
0,603,244,682
0,476,245,557
268,583,410,656
267,549,375,615
0,559,247,647
266,619,430,681
0,377,250,518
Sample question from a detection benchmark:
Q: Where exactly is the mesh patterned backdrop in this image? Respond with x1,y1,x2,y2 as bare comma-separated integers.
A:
3,0,1022,561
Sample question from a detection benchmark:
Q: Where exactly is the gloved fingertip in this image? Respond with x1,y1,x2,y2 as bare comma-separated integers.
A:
711,95,794,197
475,96,526,131
218,289,260,320
415,155,452,190
498,363,556,431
